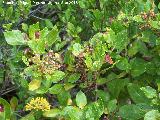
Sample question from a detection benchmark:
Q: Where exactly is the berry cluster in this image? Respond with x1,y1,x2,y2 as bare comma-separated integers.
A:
26,50,62,74
39,50,62,74
141,10,156,20
75,56,87,82
139,10,156,30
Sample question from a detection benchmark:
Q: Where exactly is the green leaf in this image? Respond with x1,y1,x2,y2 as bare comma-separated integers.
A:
20,113,35,120
76,91,87,109
78,0,86,8
49,84,63,94
72,43,84,56
107,78,129,98
136,103,155,112
46,26,60,46
97,90,110,103
133,15,143,22
128,40,139,57
43,108,60,118
141,30,151,43
68,73,81,83
64,51,75,65
0,98,11,120
45,19,53,29
140,86,157,99
96,78,108,85
22,23,28,32
103,28,116,46
57,90,71,106
127,83,149,104
111,21,125,33
83,100,104,119
35,86,49,94
28,39,45,54
85,55,93,69
107,99,117,113
62,106,83,120
40,27,49,40
10,97,18,110
150,21,159,29
4,30,26,45
6,6,13,19
46,71,65,83
130,58,146,77
118,104,146,120
114,30,129,52
146,61,157,75
116,58,131,71
64,83,76,91
144,110,160,120
92,60,102,71
158,3,160,9
28,79,41,91
28,22,39,40
67,22,81,37
156,79,160,92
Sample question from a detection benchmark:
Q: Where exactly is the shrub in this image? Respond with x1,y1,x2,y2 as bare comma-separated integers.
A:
0,0,160,119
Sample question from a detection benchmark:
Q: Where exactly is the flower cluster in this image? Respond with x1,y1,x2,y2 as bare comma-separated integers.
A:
25,97,50,111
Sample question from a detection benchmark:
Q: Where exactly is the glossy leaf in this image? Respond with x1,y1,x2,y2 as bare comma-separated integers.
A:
28,79,41,91
116,58,130,71
10,97,18,110
62,106,83,120
49,84,63,94
20,114,35,120
0,98,11,120
46,26,60,46
43,108,60,118
4,30,26,45
140,86,157,99
68,73,81,83
76,91,87,109
130,58,146,77
57,90,71,106
107,78,129,98
118,104,146,120
46,71,65,83
72,43,84,56
107,99,117,113
144,110,160,120
83,100,104,119
127,83,150,104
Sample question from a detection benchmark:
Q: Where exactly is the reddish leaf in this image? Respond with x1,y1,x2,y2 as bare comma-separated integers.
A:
105,54,113,64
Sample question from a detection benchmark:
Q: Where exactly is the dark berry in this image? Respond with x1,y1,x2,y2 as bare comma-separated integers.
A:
0,104,4,112
35,31,40,39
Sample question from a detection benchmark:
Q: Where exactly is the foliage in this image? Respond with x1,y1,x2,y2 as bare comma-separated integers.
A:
0,0,160,119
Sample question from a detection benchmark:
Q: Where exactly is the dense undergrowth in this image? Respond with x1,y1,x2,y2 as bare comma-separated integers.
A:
0,0,160,120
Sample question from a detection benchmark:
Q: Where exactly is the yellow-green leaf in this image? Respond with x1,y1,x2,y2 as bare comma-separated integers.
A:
28,80,41,91
76,91,87,109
